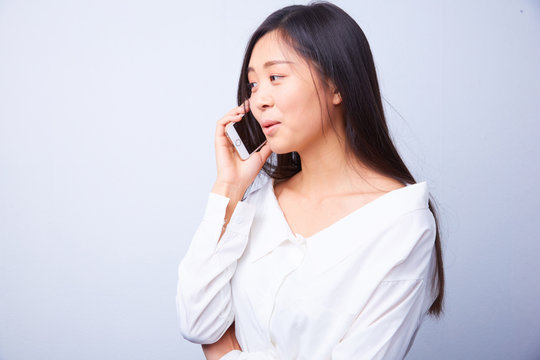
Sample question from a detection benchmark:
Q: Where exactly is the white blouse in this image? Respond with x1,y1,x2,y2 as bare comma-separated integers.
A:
177,176,438,360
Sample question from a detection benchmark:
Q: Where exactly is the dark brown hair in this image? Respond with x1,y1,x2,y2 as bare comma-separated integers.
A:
237,2,444,316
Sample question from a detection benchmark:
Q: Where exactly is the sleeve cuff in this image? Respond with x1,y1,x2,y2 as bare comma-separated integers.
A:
226,201,256,235
205,192,256,235
204,193,231,223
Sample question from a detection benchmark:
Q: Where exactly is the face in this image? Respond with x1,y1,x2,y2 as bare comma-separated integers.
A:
247,31,340,154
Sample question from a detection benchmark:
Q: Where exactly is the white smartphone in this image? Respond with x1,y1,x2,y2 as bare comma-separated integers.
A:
225,114,267,160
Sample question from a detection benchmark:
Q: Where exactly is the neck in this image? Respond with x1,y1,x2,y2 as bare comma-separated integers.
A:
292,126,381,198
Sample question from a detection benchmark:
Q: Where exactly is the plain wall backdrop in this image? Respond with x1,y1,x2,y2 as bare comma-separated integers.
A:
1,0,539,359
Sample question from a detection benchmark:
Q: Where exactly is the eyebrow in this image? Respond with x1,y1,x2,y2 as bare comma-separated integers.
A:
247,60,294,73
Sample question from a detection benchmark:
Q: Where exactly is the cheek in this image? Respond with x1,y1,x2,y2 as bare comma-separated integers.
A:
274,91,302,119
279,92,321,129
248,100,262,121
253,113,264,128
282,80,319,112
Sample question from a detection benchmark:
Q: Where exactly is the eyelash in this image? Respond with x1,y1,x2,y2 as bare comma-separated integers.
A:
247,75,284,91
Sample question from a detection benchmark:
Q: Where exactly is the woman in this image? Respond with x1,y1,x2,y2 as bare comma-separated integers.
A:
177,2,444,359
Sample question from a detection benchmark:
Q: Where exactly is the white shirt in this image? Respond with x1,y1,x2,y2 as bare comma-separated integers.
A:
177,176,438,359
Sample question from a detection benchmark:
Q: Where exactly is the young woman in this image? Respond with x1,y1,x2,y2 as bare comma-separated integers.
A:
177,3,444,359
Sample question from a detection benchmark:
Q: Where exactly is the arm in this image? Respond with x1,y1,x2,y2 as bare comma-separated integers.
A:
331,210,439,359
177,193,276,357
193,185,244,360
209,279,433,360
202,323,241,360
176,191,255,343
331,277,433,359
177,103,272,351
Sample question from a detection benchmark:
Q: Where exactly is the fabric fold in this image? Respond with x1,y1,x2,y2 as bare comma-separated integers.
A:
177,193,257,344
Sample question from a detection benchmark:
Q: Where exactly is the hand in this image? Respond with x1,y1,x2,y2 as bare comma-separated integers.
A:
213,101,272,199
202,322,241,360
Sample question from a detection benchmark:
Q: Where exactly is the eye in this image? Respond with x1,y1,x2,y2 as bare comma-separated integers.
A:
270,75,283,81
247,82,258,91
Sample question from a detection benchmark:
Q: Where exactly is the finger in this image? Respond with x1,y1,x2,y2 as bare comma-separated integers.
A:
216,115,244,142
216,102,251,145
251,142,272,163
225,102,250,117
240,100,250,113
259,142,272,159
215,117,245,149
217,113,244,127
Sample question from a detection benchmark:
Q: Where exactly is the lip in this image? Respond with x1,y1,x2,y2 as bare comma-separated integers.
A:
261,120,281,128
261,120,281,136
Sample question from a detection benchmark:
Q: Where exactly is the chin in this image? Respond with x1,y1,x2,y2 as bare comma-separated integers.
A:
267,140,294,155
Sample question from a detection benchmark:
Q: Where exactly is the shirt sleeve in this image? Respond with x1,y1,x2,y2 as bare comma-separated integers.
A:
176,193,256,344
331,209,438,360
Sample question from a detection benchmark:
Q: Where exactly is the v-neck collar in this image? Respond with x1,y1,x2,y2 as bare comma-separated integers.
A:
270,177,429,239
249,176,429,263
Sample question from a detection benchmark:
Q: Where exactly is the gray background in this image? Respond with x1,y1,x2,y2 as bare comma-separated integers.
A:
1,0,539,359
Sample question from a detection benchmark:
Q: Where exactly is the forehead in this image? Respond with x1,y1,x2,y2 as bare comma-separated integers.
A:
248,31,302,68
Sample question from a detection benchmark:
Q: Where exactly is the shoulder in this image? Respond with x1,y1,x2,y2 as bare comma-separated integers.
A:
391,207,436,239
365,180,432,227
367,182,436,261
384,182,435,241
383,205,436,263
380,207,437,282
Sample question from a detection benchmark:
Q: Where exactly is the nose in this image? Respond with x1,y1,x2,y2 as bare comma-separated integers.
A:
252,83,274,111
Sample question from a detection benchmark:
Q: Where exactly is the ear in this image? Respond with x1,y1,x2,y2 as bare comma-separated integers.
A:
332,88,342,105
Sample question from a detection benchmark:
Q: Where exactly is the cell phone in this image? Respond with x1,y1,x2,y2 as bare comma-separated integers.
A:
225,113,267,160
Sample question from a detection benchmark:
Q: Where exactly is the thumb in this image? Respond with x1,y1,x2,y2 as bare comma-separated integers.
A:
256,142,273,163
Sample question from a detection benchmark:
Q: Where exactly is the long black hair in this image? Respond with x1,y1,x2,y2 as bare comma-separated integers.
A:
237,2,444,316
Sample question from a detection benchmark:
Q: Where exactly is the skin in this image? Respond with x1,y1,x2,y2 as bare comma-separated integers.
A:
204,30,404,359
